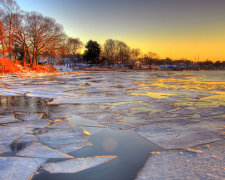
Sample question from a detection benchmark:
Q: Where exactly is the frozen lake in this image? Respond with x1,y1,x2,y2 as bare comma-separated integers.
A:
0,71,224,179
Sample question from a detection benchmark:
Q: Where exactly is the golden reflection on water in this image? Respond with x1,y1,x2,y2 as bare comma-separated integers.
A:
131,76,225,107
131,91,177,99
178,91,225,107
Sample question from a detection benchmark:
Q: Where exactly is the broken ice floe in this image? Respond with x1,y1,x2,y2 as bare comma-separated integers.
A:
26,91,73,99
57,140,92,153
197,106,225,117
136,122,222,149
36,128,84,141
0,126,32,144
0,157,45,180
0,143,10,154
40,135,92,154
11,134,38,151
6,120,50,129
15,134,38,143
47,119,74,130
0,125,37,153
0,115,18,124
16,142,73,159
136,141,225,180
42,156,117,174
0,89,30,96
99,122,135,130
14,113,45,121
112,102,145,111
46,139,92,153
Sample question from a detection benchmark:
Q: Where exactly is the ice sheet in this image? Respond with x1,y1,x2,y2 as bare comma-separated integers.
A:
136,122,222,149
42,156,117,174
0,71,225,179
0,157,45,180
36,128,84,141
198,106,225,117
0,126,31,143
16,142,73,159
136,142,225,180
14,134,38,143
112,102,145,111
0,143,10,154
0,115,18,124
41,136,92,153
6,120,50,129
47,119,74,130
14,113,43,121
56,139,92,153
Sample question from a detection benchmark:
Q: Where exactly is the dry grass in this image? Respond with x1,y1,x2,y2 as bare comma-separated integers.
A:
0,58,57,74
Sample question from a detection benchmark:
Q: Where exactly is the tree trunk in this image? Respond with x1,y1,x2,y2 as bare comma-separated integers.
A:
1,40,5,58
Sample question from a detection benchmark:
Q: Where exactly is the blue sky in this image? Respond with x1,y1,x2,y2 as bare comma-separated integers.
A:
17,0,225,60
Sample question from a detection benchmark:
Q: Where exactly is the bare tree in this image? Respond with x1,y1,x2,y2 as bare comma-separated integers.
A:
116,41,130,64
0,0,21,60
0,20,6,57
67,37,83,63
131,48,141,60
143,51,159,65
103,39,130,65
0,9,6,57
146,51,159,59
25,12,65,67
103,39,116,64
11,12,30,65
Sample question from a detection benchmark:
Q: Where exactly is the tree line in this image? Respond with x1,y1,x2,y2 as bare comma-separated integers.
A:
0,0,154,68
0,0,224,70
0,0,84,67
0,0,136,67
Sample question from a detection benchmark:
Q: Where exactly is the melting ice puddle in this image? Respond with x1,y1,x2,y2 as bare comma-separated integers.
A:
33,128,162,180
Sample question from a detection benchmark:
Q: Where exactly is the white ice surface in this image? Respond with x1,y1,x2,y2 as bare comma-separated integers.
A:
0,157,46,180
0,115,18,124
36,128,84,141
14,134,38,143
6,120,50,129
14,113,43,121
136,142,225,180
41,138,92,153
0,143,10,154
136,122,222,149
42,156,117,174
16,142,73,159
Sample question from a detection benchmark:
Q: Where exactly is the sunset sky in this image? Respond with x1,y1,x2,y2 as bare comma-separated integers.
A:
17,0,225,61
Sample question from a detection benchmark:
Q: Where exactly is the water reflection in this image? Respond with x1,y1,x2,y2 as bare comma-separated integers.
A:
0,96,50,113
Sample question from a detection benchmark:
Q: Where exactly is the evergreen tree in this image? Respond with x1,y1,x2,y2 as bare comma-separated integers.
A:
84,40,101,64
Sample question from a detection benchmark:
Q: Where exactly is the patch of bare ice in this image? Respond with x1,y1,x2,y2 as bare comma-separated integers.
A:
136,141,225,180
36,128,84,141
16,142,73,159
41,136,92,153
42,156,117,174
136,122,222,149
0,115,18,124
0,157,45,180
0,143,10,154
